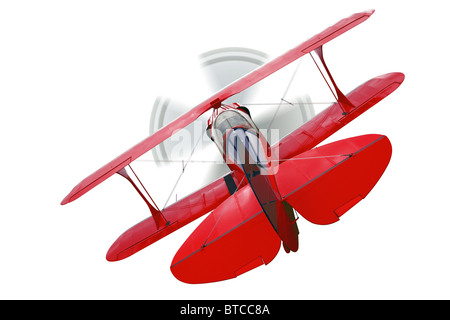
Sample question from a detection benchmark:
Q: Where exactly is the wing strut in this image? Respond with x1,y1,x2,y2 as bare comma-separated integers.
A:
310,46,355,115
117,166,168,229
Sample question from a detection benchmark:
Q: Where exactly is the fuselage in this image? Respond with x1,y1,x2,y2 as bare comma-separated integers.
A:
206,104,290,242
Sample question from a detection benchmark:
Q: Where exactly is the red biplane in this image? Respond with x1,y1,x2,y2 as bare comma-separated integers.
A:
61,9,404,284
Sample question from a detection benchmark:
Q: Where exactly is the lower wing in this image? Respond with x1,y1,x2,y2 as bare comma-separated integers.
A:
273,72,404,161
106,172,240,261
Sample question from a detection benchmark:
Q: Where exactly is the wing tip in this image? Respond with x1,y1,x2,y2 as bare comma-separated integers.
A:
395,72,406,83
105,249,120,262
60,187,79,205
60,194,71,205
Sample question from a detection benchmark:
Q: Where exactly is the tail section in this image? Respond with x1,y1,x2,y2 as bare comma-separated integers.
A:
275,134,392,225
170,185,281,284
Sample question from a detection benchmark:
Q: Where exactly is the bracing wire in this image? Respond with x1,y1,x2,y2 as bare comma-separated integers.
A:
202,175,247,247
161,130,206,211
266,59,302,131
137,153,352,165
239,102,333,106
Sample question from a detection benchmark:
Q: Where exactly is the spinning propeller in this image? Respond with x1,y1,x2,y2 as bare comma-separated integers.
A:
148,47,316,190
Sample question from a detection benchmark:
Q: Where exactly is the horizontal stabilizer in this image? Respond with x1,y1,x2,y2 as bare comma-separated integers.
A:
276,134,392,225
170,185,281,284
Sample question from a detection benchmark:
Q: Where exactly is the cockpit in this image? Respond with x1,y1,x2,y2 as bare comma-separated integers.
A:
207,107,270,172
211,109,256,150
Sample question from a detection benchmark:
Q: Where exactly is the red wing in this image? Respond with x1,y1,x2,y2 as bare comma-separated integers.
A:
208,9,374,101
275,134,392,225
106,173,239,261
61,9,375,205
60,101,210,205
170,185,281,284
273,72,405,162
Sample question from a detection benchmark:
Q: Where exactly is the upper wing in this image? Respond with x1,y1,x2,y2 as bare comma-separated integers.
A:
61,9,375,205
214,9,374,100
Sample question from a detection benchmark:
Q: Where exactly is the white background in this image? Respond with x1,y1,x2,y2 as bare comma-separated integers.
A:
1,0,449,299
